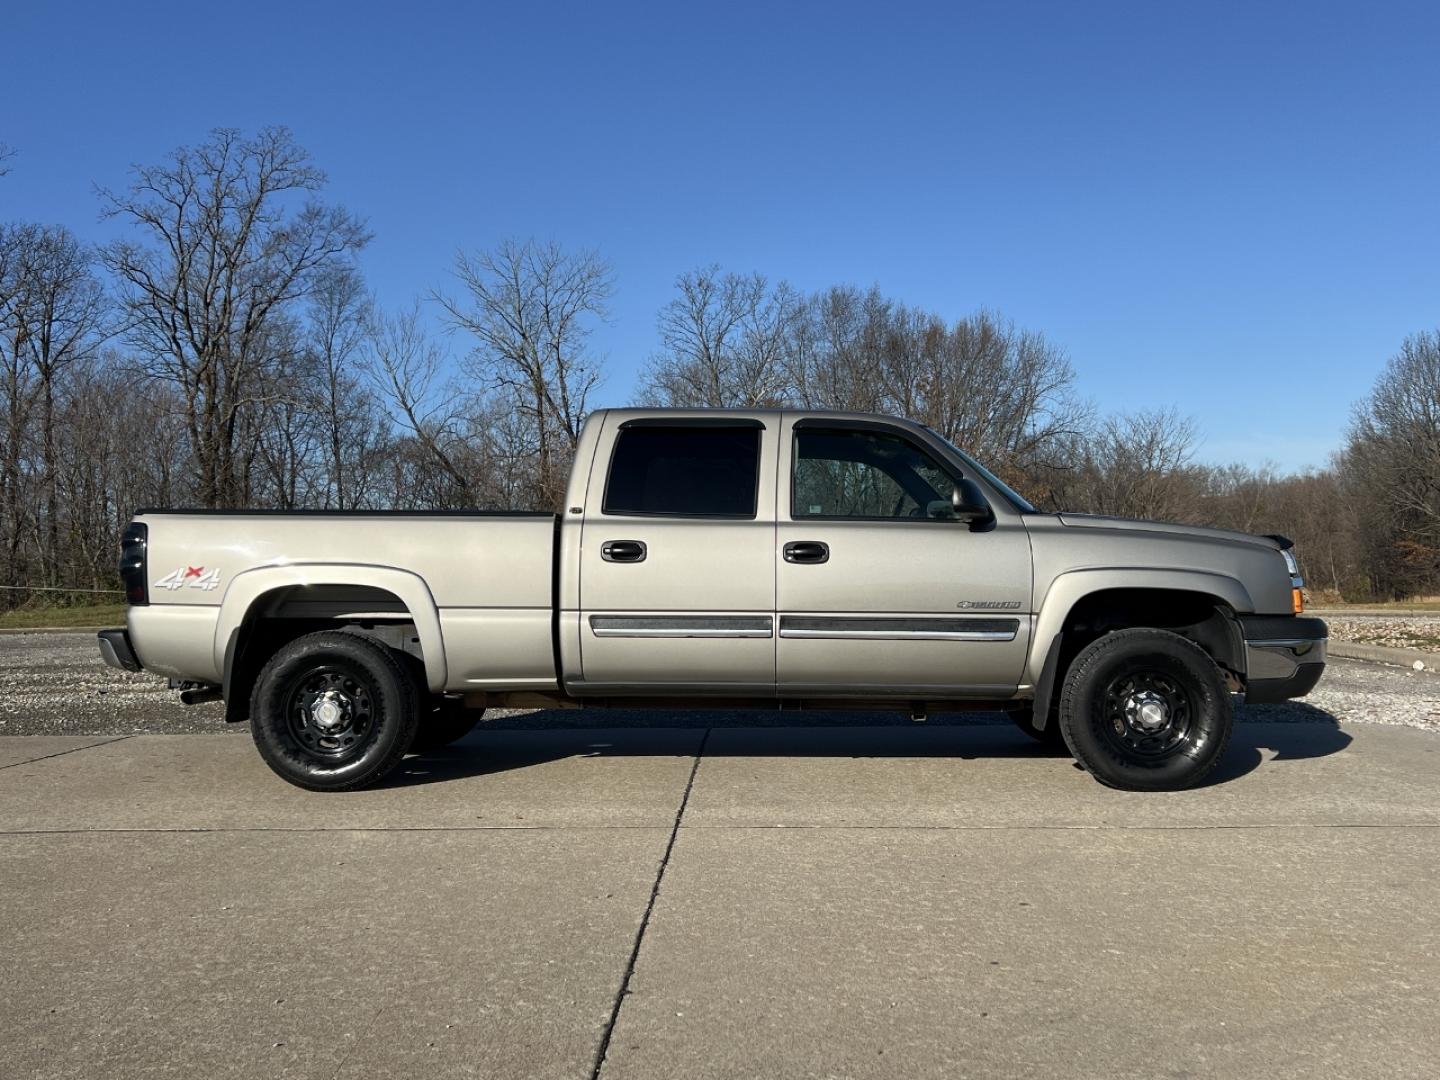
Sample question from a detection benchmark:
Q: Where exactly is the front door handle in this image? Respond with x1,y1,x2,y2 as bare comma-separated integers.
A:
601,539,647,563
783,540,829,565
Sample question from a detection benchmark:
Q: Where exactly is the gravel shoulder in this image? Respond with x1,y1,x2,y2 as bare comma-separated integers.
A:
4,630,1437,738
1322,612,1440,655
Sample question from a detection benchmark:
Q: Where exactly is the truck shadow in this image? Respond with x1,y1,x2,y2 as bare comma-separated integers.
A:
389,704,1351,789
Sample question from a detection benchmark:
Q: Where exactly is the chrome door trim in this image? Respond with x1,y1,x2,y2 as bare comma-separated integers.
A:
589,615,774,638
778,615,1019,642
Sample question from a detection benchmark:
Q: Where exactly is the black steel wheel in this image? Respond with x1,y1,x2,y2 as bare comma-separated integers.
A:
1099,670,1194,760
282,666,377,760
1057,628,1232,791
250,631,419,791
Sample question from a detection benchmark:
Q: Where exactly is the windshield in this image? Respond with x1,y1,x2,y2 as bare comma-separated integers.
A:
924,428,1038,513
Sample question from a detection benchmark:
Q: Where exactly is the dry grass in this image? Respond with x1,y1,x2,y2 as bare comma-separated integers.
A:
0,603,128,629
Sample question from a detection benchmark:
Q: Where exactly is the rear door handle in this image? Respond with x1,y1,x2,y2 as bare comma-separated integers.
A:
601,539,647,563
783,541,829,565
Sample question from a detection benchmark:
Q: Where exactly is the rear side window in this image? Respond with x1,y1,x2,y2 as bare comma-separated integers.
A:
603,426,761,517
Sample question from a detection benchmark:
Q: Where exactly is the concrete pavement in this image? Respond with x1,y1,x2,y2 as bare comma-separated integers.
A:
3,720,1439,1079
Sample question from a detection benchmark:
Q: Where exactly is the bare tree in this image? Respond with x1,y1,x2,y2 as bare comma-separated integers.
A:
435,239,612,506
100,127,369,507
243,316,322,509
1344,329,1440,596
306,267,373,507
0,222,36,589
782,289,1087,498
366,304,476,502
787,285,892,412
0,226,107,581
1251,468,1360,598
640,266,799,407
943,315,1090,487
1198,462,1281,534
1060,408,1199,521
641,275,1088,499
0,143,14,178
52,353,187,586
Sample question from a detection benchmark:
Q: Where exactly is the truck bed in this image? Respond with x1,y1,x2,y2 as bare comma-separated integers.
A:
128,510,560,692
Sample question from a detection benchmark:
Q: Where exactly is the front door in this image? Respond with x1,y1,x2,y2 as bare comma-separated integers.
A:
578,416,778,693
775,418,1032,697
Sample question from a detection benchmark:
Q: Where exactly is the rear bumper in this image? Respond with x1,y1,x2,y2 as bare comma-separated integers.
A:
97,628,142,673
1240,616,1327,704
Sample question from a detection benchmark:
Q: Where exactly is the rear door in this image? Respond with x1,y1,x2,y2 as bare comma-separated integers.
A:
775,418,1032,697
576,414,778,693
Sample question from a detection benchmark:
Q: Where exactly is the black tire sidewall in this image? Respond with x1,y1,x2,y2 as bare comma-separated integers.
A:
1059,629,1232,791
250,632,418,790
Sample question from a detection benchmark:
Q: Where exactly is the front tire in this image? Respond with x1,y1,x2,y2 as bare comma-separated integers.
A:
1057,628,1232,791
250,631,419,791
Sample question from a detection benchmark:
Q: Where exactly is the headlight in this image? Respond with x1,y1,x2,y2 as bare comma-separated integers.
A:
1281,548,1304,614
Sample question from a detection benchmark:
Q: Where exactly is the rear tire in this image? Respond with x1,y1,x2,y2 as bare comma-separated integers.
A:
1058,628,1232,791
250,631,419,791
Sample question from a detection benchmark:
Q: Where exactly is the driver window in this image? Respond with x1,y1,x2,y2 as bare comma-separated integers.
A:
793,428,957,520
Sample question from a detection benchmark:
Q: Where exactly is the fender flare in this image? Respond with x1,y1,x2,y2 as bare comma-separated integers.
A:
1026,567,1252,720
214,564,447,692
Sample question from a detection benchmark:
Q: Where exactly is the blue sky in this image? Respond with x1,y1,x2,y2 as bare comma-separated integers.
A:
4,1,1437,470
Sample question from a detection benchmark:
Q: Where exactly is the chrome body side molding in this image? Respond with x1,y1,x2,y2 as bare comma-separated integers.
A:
777,616,1019,642
588,615,773,638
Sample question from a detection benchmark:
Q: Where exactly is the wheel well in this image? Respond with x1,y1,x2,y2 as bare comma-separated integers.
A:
223,584,424,723
1032,588,1244,728
1061,588,1242,673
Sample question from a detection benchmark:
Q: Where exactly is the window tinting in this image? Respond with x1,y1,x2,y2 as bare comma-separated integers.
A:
604,426,761,517
793,428,957,519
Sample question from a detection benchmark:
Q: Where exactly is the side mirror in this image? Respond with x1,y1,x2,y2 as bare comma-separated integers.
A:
951,479,992,524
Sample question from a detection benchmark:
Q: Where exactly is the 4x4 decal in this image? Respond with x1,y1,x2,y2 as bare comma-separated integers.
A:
155,565,221,592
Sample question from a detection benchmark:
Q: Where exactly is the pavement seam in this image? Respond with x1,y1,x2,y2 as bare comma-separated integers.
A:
0,735,131,771
590,726,711,1080
3,821,1438,837
0,825,677,835
681,821,1440,831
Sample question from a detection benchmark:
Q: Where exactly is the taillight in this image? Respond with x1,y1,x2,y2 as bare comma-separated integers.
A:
119,522,148,606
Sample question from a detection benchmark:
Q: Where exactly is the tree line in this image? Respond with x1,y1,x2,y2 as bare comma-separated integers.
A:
1,128,1435,605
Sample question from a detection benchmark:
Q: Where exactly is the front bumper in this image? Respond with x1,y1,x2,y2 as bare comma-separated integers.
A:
97,627,142,673
1239,616,1327,704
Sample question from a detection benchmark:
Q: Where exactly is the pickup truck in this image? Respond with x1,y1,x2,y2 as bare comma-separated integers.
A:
98,408,1326,792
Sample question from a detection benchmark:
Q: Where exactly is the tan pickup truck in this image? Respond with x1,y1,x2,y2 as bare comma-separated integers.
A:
99,408,1325,792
